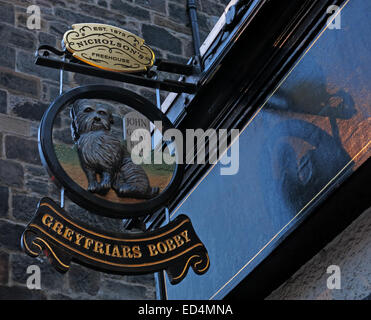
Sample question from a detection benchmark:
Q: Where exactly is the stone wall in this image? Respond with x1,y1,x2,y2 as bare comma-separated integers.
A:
0,0,227,300
267,207,371,300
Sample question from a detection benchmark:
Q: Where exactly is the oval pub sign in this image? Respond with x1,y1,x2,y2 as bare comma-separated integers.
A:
63,23,155,73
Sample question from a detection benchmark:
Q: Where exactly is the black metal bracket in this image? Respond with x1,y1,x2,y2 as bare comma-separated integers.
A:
154,58,197,76
35,46,199,94
187,0,202,71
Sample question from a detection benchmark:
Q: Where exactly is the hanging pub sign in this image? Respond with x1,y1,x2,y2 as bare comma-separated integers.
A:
22,198,209,284
21,24,209,285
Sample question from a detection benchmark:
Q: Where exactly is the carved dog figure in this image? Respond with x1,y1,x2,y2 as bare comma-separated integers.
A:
70,99,159,199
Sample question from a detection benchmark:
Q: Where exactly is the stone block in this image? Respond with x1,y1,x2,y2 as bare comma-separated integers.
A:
38,32,57,47
0,251,9,285
0,114,31,136
10,97,49,122
68,264,101,296
0,2,15,25
16,50,61,82
55,7,104,24
0,90,7,114
0,159,24,188
11,253,66,292
111,0,151,21
0,186,9,217
0,45,15,69
0,68,39,98
0,220,25,252
153,15,191,35
0,285,47,300
200,0,225,17
136,0,166,14
0,23,36,50
5,136,41,165
98,279,148,300
25,179,49,196
142,24,182,55
12,194,39,222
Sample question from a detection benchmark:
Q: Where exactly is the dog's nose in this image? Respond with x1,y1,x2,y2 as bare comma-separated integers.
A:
94,116,101,122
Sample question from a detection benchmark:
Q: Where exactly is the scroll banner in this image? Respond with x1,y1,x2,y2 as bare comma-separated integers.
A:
21,198,209,285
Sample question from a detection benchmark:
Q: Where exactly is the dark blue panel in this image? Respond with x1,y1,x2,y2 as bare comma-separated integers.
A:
166,0,371,299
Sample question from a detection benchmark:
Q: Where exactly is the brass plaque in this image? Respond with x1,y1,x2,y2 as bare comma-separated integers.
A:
63,23,155,73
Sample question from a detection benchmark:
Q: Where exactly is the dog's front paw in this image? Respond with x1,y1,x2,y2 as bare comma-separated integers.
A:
116,184,136,197
97,181,111,195
87,181,99,193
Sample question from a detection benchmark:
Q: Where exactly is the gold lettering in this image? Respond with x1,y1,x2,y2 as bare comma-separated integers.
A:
75,233,85,246
173,235,184,247
84,238,93,250
41,214,53,228
132,246,142,259
165,239,177,251
157,242,168,254
111,245,121,258
181,230,191,243
147,244,158,256
62,227,74,241
52,221,63,235
121,246,133,258
105,243,111,256
93,241,104,254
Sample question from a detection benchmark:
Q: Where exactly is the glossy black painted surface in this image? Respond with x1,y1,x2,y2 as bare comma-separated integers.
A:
166,0,370,299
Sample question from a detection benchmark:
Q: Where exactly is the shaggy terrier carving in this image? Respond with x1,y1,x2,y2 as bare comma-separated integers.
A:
70,99,159,199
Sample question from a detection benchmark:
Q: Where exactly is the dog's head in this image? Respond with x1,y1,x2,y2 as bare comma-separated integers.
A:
70,99,114,142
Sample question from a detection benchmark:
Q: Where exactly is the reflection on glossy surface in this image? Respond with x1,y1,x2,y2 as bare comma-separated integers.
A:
167,0,371,299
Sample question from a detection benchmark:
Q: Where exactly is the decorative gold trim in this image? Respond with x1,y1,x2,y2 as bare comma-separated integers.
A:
40,202,189,242
172,252,210,280
197,253,210,273
29,223,204,268
35,237,70,269
22,232,39,256
63,23,155,73
172,255,200,280
33,242,43,252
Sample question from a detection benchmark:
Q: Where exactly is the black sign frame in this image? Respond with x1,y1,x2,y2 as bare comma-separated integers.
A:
39,84,184,219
